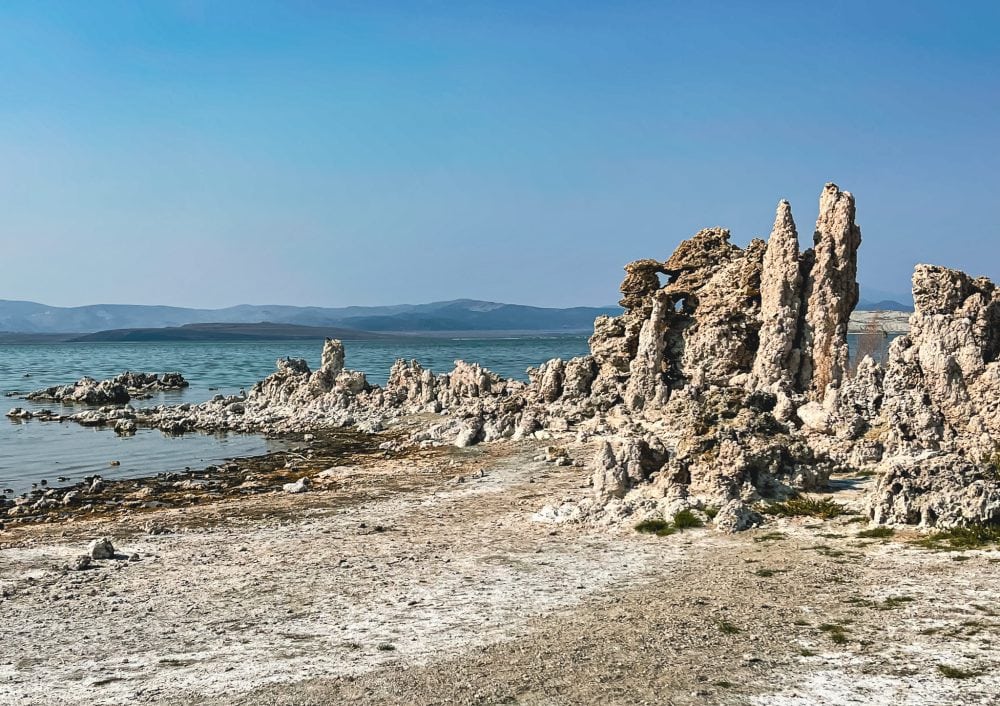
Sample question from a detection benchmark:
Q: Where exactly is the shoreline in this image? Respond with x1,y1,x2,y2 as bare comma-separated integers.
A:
0,428,396,535
2,435,996,705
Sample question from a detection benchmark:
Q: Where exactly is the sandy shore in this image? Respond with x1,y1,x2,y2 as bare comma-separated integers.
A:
1,437,997,705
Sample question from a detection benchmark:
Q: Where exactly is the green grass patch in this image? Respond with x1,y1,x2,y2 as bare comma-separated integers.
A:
704,506,719,521
716,620,741,635
761,497,847,519
856,526,895,539
937,664,981,679
912,524,1000,550
635,510,707,536
879,595,915,610
803,544,847,558
634,519,677,537
673,508,705,529
844,595,915,610
754,568,787,577
818,623,850,644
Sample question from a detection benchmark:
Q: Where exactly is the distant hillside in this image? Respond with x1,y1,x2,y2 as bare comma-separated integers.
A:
332,302,619,332
859,284,913,309
857,298,913,312
71,322,400,343
0,295,910,338
0,298,621,334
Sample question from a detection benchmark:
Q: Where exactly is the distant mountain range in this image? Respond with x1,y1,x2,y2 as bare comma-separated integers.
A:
0,291,913,341
0,299,623,335
70,322,402,343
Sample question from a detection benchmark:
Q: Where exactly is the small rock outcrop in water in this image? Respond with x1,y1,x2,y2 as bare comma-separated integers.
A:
26,372,188,405
44,183,1000,532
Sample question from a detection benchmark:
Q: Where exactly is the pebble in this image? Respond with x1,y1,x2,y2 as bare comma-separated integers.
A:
282,477,310,494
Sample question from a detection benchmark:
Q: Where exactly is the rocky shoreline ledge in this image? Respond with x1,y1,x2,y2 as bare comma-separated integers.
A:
24,371,189,404
0,429,397,528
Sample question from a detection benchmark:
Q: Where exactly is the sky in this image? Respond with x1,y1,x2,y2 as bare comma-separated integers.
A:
0,1,998,308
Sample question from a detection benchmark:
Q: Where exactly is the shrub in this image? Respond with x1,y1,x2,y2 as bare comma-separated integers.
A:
937,664,980,679
761,497,847,519
817,623,849,644
914,524,1000,550
673,508,705,529
635,519,677,537
716,620,740,635
754,568,787,577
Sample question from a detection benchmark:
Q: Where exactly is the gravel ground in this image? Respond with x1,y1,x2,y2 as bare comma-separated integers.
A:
1,440,997,705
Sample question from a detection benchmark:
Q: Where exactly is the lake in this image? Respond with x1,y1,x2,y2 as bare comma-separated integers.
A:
0,332,892,495
0,336,591,494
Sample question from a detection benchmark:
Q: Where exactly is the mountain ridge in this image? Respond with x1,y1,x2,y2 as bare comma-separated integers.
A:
0,292,914,335
0,298,624,334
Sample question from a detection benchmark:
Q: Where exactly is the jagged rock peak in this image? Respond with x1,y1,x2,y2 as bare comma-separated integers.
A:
662,227,742,296
798,182,862,399
750,199,803,390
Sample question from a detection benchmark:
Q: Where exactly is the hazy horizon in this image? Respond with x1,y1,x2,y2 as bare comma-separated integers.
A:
1,2,996,308
0,283,912,312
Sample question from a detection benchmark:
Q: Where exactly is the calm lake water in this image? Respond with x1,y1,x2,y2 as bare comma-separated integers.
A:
0,333,888,495
0,337,591,494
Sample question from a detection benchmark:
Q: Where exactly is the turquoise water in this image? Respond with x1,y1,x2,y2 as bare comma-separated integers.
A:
0,337,590,494
0,333,885,495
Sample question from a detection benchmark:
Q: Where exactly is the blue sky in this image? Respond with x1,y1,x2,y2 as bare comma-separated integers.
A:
0,1,997,307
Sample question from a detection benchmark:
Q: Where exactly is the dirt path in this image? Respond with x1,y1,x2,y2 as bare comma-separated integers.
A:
1,441,997,705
